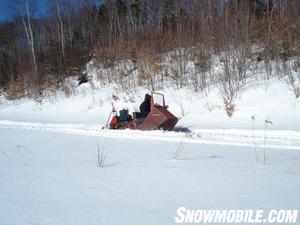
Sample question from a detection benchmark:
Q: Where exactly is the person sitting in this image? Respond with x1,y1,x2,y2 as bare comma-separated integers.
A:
139,94,151,119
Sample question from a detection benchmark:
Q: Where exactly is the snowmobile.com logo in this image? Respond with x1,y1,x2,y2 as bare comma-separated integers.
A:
174,207,298,224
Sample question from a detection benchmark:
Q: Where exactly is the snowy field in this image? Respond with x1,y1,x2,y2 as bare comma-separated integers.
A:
0,128,300,225
0,76,300,224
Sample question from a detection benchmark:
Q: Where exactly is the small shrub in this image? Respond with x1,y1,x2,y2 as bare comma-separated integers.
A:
5,76,26,100
225,102,235,118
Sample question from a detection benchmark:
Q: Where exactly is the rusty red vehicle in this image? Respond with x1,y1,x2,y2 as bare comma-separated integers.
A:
107,92,178,131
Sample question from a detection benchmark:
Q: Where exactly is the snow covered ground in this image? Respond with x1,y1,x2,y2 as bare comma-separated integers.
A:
0,120,300,151
0,75,300,224
1,128,299,225
0,77,299,130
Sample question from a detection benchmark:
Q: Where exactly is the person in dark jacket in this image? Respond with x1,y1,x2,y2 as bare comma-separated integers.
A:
139,94,151,118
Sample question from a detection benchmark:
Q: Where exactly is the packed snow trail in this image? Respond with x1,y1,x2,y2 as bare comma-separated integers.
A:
1,120,300,150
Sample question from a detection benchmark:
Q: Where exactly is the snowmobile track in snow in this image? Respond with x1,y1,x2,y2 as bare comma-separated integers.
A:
1,120,300,150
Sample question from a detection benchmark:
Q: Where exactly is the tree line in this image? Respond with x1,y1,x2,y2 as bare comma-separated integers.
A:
0,0,299,100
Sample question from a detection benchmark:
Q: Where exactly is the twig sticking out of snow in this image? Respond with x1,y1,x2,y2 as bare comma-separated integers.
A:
251,115,258,163
264,118,273,165
97,143,107,168
172,139,185,160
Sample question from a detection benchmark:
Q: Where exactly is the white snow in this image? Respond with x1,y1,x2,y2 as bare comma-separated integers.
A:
0,120,300,151
0,67,300,224
0,76,299,130
0,128,299,225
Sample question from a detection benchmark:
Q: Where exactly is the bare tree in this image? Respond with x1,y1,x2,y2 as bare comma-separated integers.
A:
191,43,212,93
20,0,39,95
137,47,161,92
56,0,65,60
219,49,245,117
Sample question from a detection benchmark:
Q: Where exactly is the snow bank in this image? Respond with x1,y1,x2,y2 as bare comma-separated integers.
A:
0,76,299,131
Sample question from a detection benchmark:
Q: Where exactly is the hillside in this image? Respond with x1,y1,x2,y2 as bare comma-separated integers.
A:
0,1,300,224
0,57,299,130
